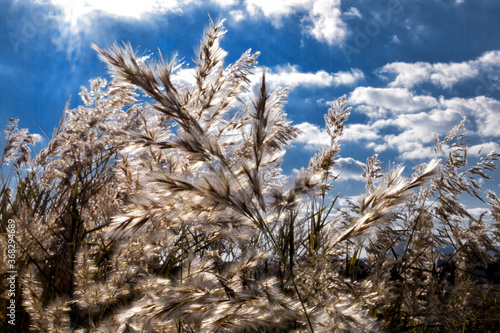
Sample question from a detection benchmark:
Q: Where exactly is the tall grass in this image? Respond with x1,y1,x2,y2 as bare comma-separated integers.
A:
1,18,499,332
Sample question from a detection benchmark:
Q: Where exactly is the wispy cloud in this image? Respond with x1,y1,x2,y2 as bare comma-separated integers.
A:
261,65,364,90
378,50,500,89
48,0,192,21
171,63,364,94
343,7,362,19
244,0,310,23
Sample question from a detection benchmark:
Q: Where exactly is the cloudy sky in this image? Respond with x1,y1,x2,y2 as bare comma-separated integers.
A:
1,0,500,208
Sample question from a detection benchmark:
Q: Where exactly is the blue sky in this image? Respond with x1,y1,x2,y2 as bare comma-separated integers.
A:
1,0,500,212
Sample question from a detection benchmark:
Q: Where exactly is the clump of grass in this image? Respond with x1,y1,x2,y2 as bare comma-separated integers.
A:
1,17,499,333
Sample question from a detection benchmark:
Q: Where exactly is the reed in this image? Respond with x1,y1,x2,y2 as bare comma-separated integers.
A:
1,18,499,333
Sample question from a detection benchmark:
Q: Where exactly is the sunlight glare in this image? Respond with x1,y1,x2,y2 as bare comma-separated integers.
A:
50,0,182,29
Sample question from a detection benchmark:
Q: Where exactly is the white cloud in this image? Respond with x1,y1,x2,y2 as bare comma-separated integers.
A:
349,92,500,160
46,0,350,58
352,92,500,160
430,62,478,88
46,0,199,56
399,146,434,160
390,108,464,142
477,50,500,66
261,65,364,91
468,142,500,156
377,108,463,157
345,52,500,162
343,7,362,19
49,0,241,21
49,0,188,23
441,96,500,137
350,87,438,114
378,62,432,88
172,67,197,87
169,63,362,107
244,0,310,25
244,0,347,45
212,0,239,6
338,193,366,208
229,9,246,22
467,207,489,219
332,69,365,85
332,157,365,182
293,122,330,150
305,0,347,45
343,123,379,142
379,50,500,89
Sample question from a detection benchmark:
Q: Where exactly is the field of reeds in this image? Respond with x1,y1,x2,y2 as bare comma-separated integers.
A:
1,19,500,332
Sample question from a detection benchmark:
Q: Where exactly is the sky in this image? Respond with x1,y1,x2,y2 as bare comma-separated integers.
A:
1,0,500,213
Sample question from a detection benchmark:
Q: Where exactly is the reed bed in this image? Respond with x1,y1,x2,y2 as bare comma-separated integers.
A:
1,18,499,332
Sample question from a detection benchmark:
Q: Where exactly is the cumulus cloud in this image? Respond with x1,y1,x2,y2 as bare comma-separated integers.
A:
244,0,347,45
467,207,489,219
332,157,365,182
172,67,197,87
293,122,330,150
44,0,351,59
468,142,500,156
477,50,500,66
391,108,463,141
343,123,380,142
258,65,364,91
350,53,500,161
350,87,438,114
441,96,500,137
346,88,476,160
379,50,500,89
378,62,432,88
305,0,347,45
354,93,500,160
371,106,463,159
347,92,500,160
